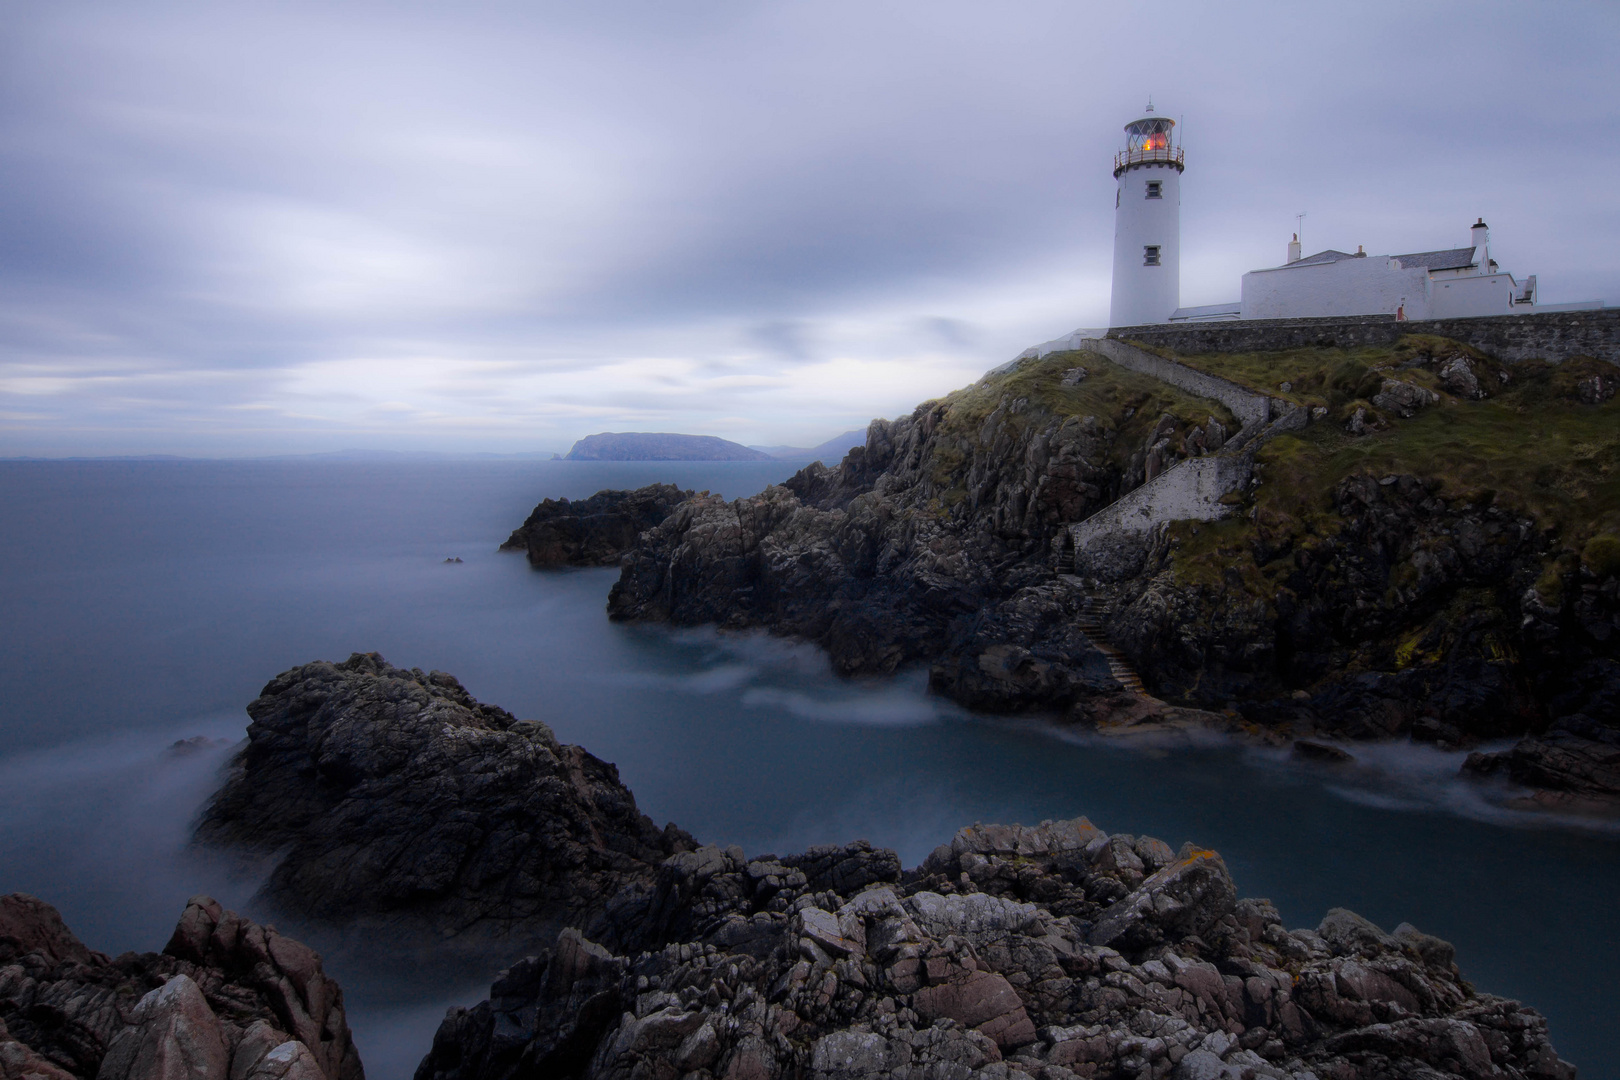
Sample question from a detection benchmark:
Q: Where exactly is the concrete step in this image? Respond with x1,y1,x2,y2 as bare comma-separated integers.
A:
1052,573,1148,693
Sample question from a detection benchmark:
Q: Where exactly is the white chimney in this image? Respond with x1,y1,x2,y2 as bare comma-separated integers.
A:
1471,218,1489,274
1287,233,1301,263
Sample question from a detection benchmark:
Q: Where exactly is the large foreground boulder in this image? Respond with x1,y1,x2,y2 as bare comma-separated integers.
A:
416,817,1574,1080
194,653,695,955
0,894,360,1080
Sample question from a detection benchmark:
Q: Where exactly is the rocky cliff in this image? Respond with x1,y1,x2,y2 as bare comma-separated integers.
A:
607,353,1233,713
194,653,695,956
414,817,1574,1080
0,893,361,1080
602,339,1620,807
502,484,694,568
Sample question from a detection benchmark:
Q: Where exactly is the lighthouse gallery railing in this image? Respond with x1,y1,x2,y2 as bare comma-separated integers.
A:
1113,146,1185,175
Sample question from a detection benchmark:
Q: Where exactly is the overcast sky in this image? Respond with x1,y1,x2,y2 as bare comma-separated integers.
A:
2,2,1616,456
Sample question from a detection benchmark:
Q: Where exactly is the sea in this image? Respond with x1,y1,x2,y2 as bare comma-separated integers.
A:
0,458,1616,1078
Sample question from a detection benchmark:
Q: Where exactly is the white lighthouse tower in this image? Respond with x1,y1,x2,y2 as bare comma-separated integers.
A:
1109,106,1183,327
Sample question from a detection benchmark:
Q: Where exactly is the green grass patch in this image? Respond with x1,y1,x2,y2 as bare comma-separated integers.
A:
1105,338,1620,609
1127,333,1486,411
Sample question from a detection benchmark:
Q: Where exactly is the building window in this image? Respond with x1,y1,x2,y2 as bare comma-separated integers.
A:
1143,245,1161,266
1145,181,1162,199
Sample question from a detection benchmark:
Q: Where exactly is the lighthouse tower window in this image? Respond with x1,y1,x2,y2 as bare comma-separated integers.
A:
1143,245,1161,266
1145,181,1162,199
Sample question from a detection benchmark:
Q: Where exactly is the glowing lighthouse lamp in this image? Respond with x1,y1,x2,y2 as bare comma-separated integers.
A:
1109,104,1184,327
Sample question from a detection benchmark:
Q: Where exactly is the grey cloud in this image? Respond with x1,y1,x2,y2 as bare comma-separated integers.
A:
0,2,1616,455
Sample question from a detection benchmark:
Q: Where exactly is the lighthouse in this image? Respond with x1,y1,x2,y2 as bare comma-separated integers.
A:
1109,106,1183,327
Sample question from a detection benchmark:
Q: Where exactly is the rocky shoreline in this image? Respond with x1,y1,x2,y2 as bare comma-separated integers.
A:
548,342,1620,812
170,656,1576,1079
0,893,361,1080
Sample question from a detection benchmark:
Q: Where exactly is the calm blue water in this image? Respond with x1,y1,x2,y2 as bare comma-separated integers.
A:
0,459,1616,1078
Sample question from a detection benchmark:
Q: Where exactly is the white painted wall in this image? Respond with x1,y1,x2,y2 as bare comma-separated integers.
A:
1429,271,1520,317
1110,163,1180,326
1240,256,1432,320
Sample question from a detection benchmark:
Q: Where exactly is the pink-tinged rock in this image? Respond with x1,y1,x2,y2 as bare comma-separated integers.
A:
913,970,1037,1049
0,1020,78,1080
722,1034,775,1080
945,818,1102,861
796,907,862,958
98,974,230,1080
162,897,223,965
1088,845,1237,952
1048,1034,1112,1066
1333,959,1422,1014
0,895,97,967
606,1007,707,1058
233,1036,324,1080
161,898,358,1080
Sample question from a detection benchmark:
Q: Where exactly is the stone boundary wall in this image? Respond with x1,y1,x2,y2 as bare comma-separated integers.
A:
1107,308,1619,363
1078,337,1274,428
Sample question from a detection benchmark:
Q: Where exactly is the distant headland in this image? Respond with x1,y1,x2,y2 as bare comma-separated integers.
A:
563,432,772,461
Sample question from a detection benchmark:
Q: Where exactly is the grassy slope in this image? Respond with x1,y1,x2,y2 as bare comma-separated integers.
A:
1119,336,1620,598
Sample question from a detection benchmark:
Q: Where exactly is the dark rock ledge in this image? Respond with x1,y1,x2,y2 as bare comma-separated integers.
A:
0,892,361,1080
501,484,694,568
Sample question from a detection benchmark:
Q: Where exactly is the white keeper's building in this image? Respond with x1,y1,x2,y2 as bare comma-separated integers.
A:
1106,106,1606,326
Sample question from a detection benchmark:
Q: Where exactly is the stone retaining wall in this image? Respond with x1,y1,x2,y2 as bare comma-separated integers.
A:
1107,308,1618,363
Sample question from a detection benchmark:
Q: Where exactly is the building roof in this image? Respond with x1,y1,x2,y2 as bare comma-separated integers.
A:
1391,247,1477,272
1287,249,1360,267
1169,301,1242,322
1269,246,1479,273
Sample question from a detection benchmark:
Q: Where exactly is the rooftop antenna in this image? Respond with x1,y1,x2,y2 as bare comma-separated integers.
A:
1295,211,1307,249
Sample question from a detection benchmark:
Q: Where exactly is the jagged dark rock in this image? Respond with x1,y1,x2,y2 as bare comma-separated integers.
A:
414,817,1575,1080
607,353,1225,719
501,484,695,567
194,653,695,955
0,893,361,1080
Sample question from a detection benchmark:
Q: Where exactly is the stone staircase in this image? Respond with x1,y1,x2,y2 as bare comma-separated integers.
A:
1058,578,1146,695
1047,337,1310,580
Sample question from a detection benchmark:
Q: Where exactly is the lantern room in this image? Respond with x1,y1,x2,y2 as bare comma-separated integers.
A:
1115,115,1184,176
